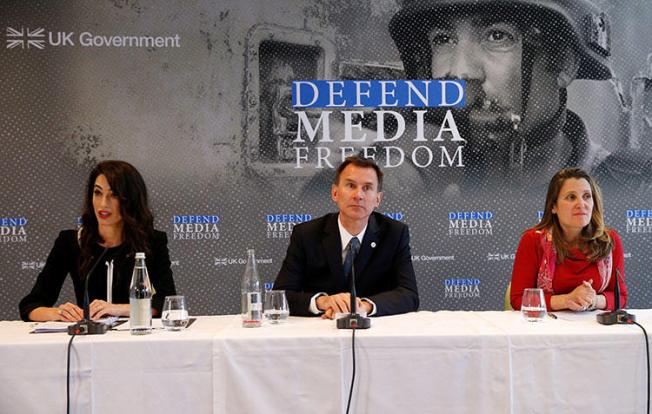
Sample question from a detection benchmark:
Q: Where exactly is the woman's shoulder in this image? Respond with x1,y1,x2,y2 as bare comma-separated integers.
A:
152,229,168,240
521,227,545,241
44,229,81,255
516,228,548,253
55,229,80,245
150,229,169,247
606,228,622,246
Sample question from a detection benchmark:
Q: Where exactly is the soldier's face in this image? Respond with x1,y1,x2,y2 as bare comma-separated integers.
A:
428,15,523,121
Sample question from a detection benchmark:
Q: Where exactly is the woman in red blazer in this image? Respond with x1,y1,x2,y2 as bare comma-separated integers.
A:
511,168,626,311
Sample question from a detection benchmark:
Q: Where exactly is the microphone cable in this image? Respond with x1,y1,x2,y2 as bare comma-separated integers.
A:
344,239,363,414
346,326,356,414
66,247,109,412
66,332,77,414
627,318,650,414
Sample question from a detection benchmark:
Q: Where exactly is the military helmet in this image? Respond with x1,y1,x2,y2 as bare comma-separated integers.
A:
389,0,613,80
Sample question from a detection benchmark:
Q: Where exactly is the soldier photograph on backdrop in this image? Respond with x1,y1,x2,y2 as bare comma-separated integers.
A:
389,0,652,194
291,0,652,198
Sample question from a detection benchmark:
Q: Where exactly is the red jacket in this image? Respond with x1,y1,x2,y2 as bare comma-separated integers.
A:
511,228,627,311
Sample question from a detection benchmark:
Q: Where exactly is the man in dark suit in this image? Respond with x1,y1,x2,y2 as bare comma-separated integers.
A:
274,155,419,318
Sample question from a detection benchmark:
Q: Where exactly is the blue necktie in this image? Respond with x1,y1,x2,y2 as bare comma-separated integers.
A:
343,237,360,282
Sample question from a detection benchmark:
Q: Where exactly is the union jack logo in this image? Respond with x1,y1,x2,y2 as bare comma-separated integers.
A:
6,27,46,49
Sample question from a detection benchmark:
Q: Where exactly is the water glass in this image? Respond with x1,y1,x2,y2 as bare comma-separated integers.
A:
162,295,189,331
264,290,289,324
521,288,547,322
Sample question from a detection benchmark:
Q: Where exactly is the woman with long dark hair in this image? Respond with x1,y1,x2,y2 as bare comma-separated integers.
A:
19,160,176,321
510,168,627,311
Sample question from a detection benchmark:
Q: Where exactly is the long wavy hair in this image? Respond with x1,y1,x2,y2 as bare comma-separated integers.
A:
534,167,612,262
79,160,154,276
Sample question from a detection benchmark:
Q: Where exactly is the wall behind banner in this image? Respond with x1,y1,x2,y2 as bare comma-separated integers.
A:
1,0,651,320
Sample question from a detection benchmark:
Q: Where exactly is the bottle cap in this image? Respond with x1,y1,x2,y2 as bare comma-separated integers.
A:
135,252,146,259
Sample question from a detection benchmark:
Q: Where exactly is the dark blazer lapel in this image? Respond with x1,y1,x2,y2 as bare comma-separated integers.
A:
355,213,380,278
322,214,344,288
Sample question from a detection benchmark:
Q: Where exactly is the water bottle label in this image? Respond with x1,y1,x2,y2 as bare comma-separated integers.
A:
130,298,152,327
247,292,262,311
243,292,262,323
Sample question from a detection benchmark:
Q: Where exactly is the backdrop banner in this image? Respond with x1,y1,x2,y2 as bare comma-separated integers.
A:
1,0,651,319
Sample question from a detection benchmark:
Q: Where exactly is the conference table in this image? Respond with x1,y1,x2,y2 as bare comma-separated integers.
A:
1,310,649,413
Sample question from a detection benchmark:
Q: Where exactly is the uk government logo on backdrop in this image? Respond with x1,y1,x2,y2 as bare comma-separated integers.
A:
626,209,652,233
266,214,312,239
411,254,455,262
21,260,45,271
448,211,493,236
1,217,28,243
214,256,273,267
173,215,220,240
6,27,46,49
6,27,181,49
487,253,515,261
444,278,481,299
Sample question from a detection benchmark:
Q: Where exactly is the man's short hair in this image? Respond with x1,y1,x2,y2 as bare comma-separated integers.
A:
334,155,384,192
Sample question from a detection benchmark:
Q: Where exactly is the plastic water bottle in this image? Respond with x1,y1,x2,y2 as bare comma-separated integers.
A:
130,252,152,335
241,249,262,328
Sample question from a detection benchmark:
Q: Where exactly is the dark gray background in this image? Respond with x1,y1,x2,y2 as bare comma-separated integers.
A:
1,0,651,320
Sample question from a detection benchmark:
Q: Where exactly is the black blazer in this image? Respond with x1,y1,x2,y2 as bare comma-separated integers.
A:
274,212,419,316
19,229,176,321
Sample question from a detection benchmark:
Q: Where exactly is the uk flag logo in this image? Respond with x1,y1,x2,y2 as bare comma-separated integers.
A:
6,27,46,49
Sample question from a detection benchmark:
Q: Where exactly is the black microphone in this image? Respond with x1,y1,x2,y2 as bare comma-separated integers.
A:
68,247,110,335
337,241,371,330
597,269,635,325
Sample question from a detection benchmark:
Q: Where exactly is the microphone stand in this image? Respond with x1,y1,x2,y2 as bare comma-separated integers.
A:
337,254,371,330
68,247,110,335
597,269,635,325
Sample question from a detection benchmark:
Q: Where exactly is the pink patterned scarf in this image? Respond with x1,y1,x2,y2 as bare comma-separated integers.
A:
536,229,612,294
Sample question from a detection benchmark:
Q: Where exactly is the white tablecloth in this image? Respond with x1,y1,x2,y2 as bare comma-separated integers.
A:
0,310,649,413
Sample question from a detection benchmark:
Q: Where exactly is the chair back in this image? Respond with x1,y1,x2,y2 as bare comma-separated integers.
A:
504,282,513,311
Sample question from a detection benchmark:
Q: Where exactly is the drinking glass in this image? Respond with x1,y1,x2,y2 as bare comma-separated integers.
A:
521,288,547,322
162,295,190,331
264,290,289,324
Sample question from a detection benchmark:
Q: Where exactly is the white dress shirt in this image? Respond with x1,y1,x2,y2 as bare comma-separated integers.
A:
308,215,377,315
